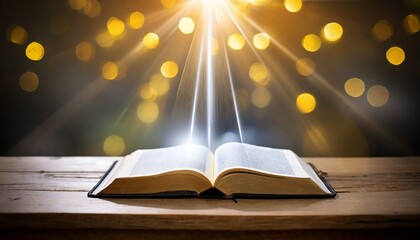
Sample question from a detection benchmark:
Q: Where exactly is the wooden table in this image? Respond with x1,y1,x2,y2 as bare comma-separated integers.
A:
0,156,419,239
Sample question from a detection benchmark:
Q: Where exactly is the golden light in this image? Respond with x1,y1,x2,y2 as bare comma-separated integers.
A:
302,34,321,52
25,42,45,61
127,11,145,30
102,61,119,80
107,17,125,37
83,0,101,18
138,84,158,101
161,0,176,9
249,63,269,85
403,14,420,35
212,37,219,55
296,93,316,114
386,46,405,65
178,17,195,34
249,0,271,6
372,20,393,42
253,32,270,50
295,58,315,77
8,25,27,45
68,0,87,10
103,135,125,156
344,78,365,98
149,73,170,96
160,61,179,78
19,72,39,92
143,32,160,49
322,22,343,42
137,101,160,123
284,0,302,13
251,87,271,108
75,41,95,62
367,85,389,107
228,33,246,50
95,29,115,48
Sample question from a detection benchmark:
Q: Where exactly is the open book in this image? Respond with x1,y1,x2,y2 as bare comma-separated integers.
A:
88,142,335,198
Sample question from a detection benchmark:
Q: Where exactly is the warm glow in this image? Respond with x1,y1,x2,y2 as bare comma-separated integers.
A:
143,32,160,49
367,85,389,107
212,37,219,55
8,25,27,45
178,17,195,34
295,58,315,77
103,135,125,156
253,32,270,50
127,12,145,30
322,22,343,42
296,93,316,114
386,46,405,65
25,42,45,61
302,34,321,52
83,0,101,18
107,17,125,37
249,63,269,85
160,61,179,78
138,84,158,101
161,0,176,8
75,41,95,62
284,0,302,13
137,101,160,123
403,14,420,35
102,61,119,80
372,20,393,42
19,72,39,92
228,33,246,50
344,78,365,98
149,73,170,96
251,87,271,108
95,29,115,48
68,0,87,10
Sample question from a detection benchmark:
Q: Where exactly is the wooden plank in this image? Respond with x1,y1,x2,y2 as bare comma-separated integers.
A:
0,190,419,230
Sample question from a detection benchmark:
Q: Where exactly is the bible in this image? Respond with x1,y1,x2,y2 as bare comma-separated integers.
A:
88,142,335,198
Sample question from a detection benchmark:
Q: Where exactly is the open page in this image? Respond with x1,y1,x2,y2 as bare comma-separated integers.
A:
214,142,308,178
125,144,214,180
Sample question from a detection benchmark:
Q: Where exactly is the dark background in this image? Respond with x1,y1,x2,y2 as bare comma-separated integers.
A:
1,0,419,156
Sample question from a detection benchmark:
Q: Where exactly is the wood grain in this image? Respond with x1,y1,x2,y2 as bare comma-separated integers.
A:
0,156,419,239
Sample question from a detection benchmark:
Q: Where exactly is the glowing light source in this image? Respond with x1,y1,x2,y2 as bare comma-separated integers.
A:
249,63,269,85
127,12,145,29
102,61,119,80
161,0,176,8
403,14,420,35
149,73,170,96
386,46,405,65
212,37,219,55
228,33,245,50
249,0,271,6
83,0,101,18
160,61,179,78
253,32,270,50
178,17,195,34
344,78,365,98
25,42,45,61
367,85,389,107
302,34,321,52
107,17,125,37
95,29,115,48
295,58,315,76
137,101,160,123
322,22,343,42
8,25,27,45
75,41,95,62
284,0,302,13
251,87,271,108
296,93,316,114
372,20,393,42
103,135,125,156
143,32,160,49
138,84,158,101
19,72,39,92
